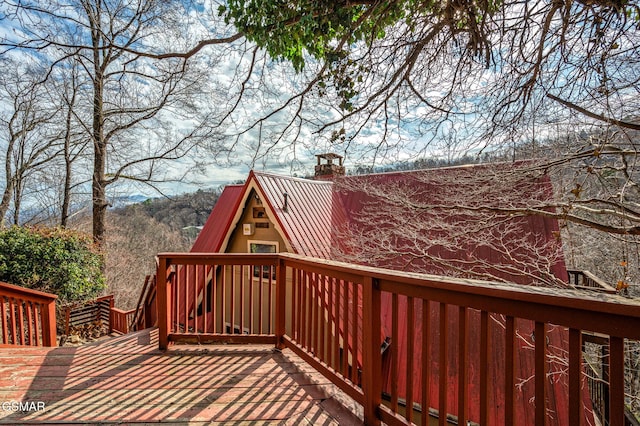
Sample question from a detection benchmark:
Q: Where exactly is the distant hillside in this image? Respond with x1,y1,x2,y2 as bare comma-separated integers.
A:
114,189,220,232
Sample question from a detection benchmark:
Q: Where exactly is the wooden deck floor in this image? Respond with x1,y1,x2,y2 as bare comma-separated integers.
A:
0,328,362,425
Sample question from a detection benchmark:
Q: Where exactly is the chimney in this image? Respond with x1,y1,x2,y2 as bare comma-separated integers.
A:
314,153,345,180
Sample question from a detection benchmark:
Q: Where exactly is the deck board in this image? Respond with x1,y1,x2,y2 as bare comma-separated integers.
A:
0,328,361,425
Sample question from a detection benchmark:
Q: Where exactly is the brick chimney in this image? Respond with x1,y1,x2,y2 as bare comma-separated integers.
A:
314,153,345,180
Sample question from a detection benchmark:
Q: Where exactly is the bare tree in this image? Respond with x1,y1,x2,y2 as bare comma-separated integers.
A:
0,58,62,225
333,163,567,287
0,0,229,243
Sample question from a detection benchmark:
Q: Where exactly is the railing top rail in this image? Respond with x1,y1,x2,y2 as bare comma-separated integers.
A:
158,252,640,318
111,307,136,315
282,254,640,340
582,270,618,290
0,281,58,302
158,252,280,265
277,253,640,314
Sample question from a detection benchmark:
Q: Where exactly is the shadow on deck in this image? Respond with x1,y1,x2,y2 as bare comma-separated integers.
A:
0,328,362,425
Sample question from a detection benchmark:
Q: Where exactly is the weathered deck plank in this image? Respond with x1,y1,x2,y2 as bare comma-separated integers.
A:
0,328,361,425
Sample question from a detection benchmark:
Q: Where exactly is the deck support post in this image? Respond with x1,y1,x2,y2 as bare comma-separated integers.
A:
42,299,57,347
108,297,114,334
362,276,382,425
157,256,170,350
275,258,286,350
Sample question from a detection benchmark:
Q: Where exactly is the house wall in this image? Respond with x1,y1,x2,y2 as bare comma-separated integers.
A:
220,189,291,334
226,189,288,255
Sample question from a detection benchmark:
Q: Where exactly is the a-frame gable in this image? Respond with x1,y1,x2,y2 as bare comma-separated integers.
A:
217,171,294,254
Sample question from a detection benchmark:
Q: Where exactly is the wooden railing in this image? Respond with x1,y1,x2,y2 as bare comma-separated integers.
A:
63,294,114,335
568,269,618,294
130,274,157,332
583,332,640,426
111,307,137,334
0,281,57,347
156,253,640,426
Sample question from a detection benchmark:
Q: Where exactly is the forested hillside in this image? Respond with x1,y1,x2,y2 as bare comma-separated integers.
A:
71,189,221,309
115,189,220,232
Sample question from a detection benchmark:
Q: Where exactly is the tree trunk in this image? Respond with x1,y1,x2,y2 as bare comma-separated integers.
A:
90,5,107,246
61,147,72,227
12,177,21,225
60,93,74,228
0,184,12,227
0,139,15,227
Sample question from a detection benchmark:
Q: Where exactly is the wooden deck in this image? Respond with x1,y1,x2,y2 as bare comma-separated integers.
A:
0,328,362,425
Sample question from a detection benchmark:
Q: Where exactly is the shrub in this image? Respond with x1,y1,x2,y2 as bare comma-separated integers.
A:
0,226,105,303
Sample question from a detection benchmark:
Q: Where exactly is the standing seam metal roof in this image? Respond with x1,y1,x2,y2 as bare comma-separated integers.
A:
253,172,334,258
190,185,244,253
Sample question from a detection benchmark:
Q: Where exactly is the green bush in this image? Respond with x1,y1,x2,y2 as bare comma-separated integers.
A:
0,226,105,303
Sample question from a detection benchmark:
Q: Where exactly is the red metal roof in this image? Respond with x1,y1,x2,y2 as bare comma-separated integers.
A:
331,163,567,286
190,185,244,253
253,172,335,258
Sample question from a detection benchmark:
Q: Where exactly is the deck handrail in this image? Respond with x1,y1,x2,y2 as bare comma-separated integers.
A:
63,294,114,335
111,307,137,334
567,269,618,294
129,274,153,331
0,281,57,347
156,252,640,426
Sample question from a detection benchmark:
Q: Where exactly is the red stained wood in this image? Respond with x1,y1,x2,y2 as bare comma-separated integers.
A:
155,253,640,426
480,310,489,425
535,322,547,426
332,278,340,373
0,328,358,425
458,306,468,426
391,293,399,412
352,282,359,385
406,296,414,424
319,274,326,361
362,275,382,426
341,279,349,379
275,260,286,349
268,269,274,334
505,316,516,426
0,282,57,348
1,297,7,345
569,328,582,426
421,299,431,426
609,337,625,426
438,303,448,426
233,265,238,334
156,257,169,350
311,273,318,355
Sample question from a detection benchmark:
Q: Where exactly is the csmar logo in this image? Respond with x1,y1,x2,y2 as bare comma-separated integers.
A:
1,401,46,412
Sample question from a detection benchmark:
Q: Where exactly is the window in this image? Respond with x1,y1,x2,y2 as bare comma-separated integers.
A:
252,207,266,218
248,241,278,279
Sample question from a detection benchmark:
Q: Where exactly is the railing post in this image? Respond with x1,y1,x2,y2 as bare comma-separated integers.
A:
64,306,70,336
108,297,114,334
157,256,170,350
42,299,57,347
275,257,286,349
362,275,382,425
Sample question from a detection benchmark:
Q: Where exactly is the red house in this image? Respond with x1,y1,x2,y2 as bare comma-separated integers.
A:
184,155,593,425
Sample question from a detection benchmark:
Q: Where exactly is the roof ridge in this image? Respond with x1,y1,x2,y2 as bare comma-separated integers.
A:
344,160,534,178
252,170,334,185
